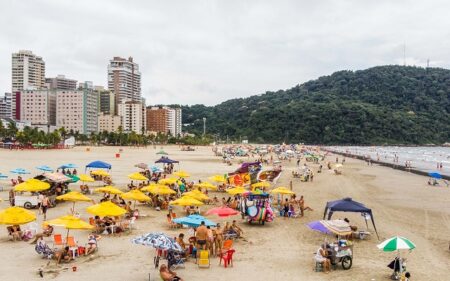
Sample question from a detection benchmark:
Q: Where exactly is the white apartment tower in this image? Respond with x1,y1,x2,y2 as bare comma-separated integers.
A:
167,108,182,137
107,57,141,111
117,100,146,133
12,50,46,119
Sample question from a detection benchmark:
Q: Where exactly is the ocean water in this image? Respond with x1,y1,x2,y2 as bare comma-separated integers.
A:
326,146,450,177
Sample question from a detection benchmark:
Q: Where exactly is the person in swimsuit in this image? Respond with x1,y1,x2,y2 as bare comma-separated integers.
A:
214,223,224,255
195,221,208,250
206,226,214,256
160,264,184,281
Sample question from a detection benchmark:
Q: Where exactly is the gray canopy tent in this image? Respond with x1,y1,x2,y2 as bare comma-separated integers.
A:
323,197,379,239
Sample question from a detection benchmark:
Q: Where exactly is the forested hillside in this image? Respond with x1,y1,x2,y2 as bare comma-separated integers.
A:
181,65,450,144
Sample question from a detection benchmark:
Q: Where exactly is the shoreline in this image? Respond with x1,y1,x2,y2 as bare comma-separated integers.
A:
324,148,450,180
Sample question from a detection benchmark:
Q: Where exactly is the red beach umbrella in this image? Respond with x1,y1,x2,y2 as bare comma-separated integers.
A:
206,207,239,217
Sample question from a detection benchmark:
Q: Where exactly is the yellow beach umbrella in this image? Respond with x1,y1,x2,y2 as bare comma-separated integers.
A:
56,191,92,214
79,174,95,182
91,170,110,177
44,215,93,242
151,186,176,195
226,187,246,195
0,206,36,225
170,196,204,206
174,170,190,178
183,190,209,201
86,201,127,217
121,190,151,202
194,182,217,190
44,215,93,230
270,186,295,195
128,172,148,181
140,183,167,193
159,177,178,185
209,175,226,183
94,186,123,195
252,181,271,189
56,191,91,202
14,179,50,192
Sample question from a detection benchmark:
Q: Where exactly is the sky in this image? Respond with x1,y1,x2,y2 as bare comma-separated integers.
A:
1,0,450,106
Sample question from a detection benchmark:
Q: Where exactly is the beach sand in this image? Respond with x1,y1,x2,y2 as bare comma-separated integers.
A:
0,145,449,281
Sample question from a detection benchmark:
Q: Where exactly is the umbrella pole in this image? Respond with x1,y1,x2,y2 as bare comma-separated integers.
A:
72,202,76,215
65,229,70,246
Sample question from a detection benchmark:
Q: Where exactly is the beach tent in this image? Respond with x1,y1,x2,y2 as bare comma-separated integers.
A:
86,160,112,170
155,157,179,164
323,197,379,239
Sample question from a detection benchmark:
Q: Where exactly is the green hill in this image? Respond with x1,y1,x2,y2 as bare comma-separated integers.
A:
181,65,450,144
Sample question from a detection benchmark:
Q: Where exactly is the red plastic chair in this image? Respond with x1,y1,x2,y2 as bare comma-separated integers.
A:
220,249,235,268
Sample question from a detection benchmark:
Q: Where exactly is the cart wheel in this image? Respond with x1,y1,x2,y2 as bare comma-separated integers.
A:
24,202,33,209
341,256,352,270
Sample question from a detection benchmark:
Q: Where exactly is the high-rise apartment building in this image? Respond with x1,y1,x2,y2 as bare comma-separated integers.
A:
56,88,98,134
97,89,116,115
0,93,13,119
12,50,46,119
146,106,168,133
118,100,146,133
146,106,182,136
167,108,182,137
98,112,122,132
18,90,56,126
107,57,141,111
45,75,77,90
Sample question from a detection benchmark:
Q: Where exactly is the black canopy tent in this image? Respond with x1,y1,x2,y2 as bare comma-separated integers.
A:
323,197,379,239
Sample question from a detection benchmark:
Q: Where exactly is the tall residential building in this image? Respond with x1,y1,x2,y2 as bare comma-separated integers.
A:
118,100,146,133
18,90,56,126
146,106,182,136
56,88,98,134
107,56,141,111
0,93,13,119
97,89,116,115
12,50,46,118
167,108,182,137
146,106,168,133
98,113,122,132
45,75,77,90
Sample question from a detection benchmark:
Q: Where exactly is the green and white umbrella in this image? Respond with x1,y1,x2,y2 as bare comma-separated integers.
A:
377,236,416,252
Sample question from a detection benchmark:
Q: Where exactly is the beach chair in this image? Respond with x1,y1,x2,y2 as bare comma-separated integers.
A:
197,250,210,268
222,240,233,251
220,249,235,268
52,234,63,248
167,250,185,270
67,236,78,258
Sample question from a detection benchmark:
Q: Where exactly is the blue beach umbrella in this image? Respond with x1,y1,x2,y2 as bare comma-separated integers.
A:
173,214,216,228
10,168,30,175
132,232,183,252
36,165,54,172
59,163,78,169
428,172,442,179
0,173,8,179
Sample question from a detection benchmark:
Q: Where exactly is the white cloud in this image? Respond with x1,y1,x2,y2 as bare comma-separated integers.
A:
0,0,449,105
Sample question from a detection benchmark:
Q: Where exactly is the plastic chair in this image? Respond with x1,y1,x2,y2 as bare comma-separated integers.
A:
89,217,95,226
67,236,78,258
222,240,233,251
197,250,210,268
52,234,63,248
221,249,235,268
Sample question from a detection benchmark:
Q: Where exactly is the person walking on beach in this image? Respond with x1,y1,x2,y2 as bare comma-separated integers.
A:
41,195,50,220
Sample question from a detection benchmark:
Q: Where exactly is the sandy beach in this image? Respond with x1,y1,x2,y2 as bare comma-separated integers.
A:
0,145,449,281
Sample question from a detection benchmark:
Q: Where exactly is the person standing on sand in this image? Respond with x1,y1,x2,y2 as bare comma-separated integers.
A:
41,195,50,220
195,221,208,251
299,195,313,217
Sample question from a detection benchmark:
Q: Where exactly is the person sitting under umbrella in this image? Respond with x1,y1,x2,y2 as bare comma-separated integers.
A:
159,264,184,281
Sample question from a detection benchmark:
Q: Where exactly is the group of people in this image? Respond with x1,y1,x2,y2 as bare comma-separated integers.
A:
281,195,313,217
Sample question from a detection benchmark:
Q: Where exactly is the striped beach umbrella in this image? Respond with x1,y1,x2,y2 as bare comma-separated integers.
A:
377,236,416,252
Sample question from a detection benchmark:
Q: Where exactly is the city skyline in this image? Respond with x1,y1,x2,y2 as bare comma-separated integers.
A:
2,1,450,106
